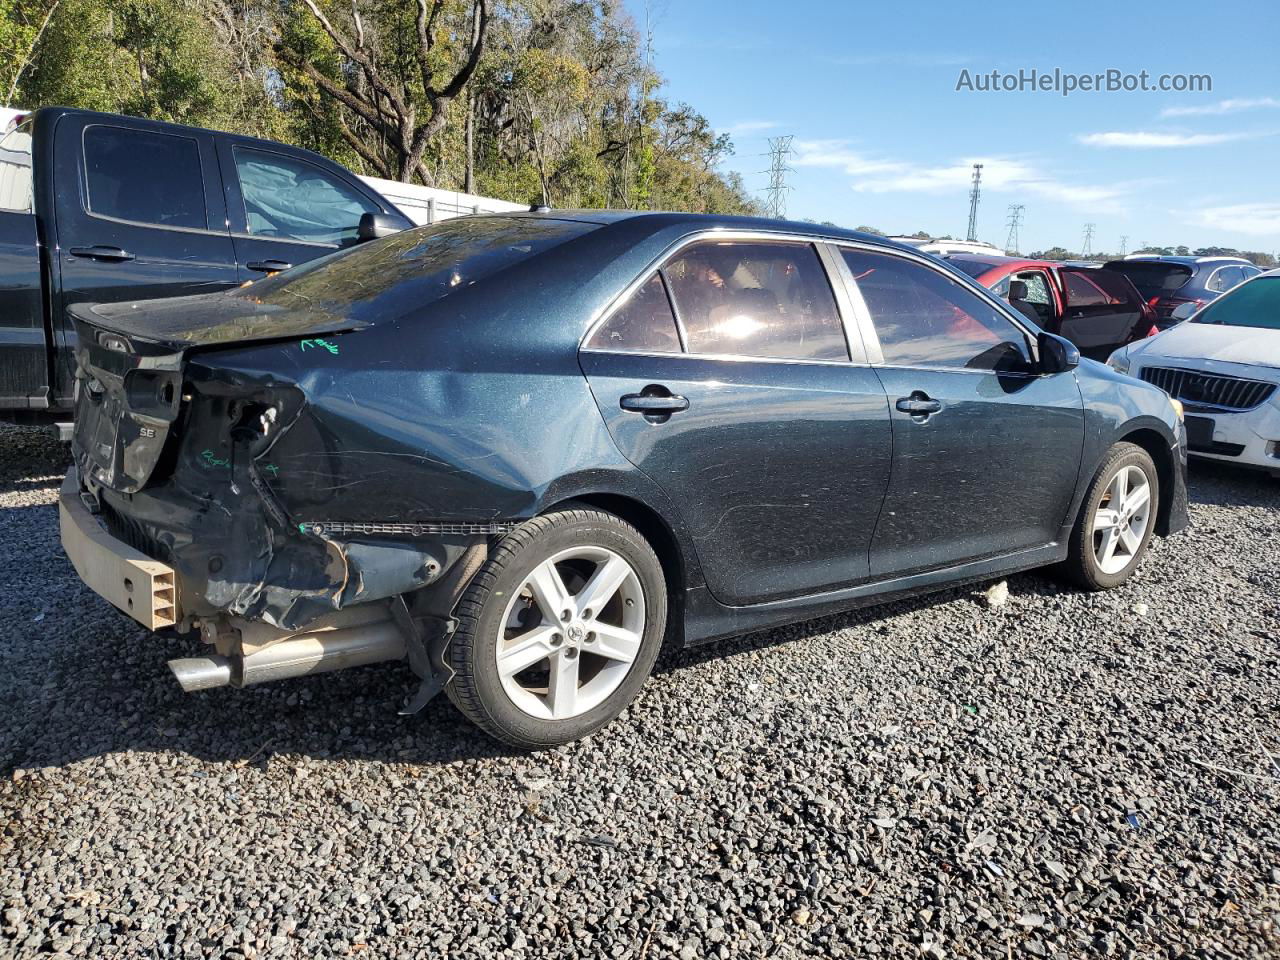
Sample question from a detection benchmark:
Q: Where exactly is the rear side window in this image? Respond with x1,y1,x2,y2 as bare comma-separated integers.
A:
0,121,33,213
234,147,379,246
1207,266,1244,292
842,248,1029,372
588,273,682,353
662,241,848,361
84,126,207,229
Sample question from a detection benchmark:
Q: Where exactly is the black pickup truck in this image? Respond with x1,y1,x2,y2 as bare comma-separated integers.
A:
0,107,412,427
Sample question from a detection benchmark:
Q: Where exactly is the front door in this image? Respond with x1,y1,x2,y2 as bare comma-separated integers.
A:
216,142,387,282
837,246,1085,579
580,238,893,606
50,117,238,404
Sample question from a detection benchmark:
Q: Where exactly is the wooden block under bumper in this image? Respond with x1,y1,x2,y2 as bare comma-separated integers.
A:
59,470,178,630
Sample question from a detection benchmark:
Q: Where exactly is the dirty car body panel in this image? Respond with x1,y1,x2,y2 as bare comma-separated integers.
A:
65,211,1188,687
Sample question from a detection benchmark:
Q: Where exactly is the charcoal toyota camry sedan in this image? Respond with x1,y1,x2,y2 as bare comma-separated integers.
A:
60,212,1189,747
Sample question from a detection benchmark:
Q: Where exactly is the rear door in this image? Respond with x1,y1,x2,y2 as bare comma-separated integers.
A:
1058,267,1144,354
50,117,238,404
0,119,47,408
216,140,397,281
837,246,1084,579
580,235,893,606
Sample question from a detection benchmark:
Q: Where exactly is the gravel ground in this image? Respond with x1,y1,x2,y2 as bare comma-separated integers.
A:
1,424,1278,960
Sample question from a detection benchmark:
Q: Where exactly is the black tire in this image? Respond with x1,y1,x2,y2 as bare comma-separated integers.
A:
445,504,667,748
1062,442,1160,591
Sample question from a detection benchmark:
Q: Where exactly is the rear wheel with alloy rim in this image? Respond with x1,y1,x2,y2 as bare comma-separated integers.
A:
446,505,666,748
1063,442,1160,590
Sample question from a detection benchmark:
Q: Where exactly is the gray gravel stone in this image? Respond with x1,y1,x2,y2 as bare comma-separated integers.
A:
1,424,1279,958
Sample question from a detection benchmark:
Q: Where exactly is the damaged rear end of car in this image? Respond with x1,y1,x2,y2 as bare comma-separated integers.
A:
60,213,613,707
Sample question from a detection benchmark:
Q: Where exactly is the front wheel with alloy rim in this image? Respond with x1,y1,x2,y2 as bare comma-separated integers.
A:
446,505,667,748
1063,442,1160,590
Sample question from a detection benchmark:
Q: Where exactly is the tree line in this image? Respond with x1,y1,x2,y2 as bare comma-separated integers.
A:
1,0,760,214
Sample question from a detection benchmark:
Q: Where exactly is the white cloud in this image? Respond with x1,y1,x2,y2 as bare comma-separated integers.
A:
1078,130,1265,148
793,142,1128,212
724,120,779,136
1192,203,1280,238
1161,97,1280,117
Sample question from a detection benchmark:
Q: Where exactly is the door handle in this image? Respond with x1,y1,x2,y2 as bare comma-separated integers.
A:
69,245,134,262
246,259,292,273
895,393,943,418
620,393,689,414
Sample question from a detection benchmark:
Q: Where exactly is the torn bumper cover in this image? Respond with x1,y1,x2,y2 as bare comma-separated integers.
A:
79,461,492,632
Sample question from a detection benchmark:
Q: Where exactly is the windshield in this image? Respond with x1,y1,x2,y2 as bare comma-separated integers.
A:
1192,276,1280,329
945,258,994,280
1104,261,1192,299
237,215,598,318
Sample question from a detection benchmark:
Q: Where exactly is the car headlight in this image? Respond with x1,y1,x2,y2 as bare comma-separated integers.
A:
1168,397,1184,420
1106,350,1131,375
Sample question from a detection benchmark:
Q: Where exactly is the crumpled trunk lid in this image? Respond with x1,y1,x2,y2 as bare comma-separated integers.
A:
70,290,361,494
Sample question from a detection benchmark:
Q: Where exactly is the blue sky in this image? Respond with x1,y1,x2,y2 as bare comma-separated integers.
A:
628,0,1279,255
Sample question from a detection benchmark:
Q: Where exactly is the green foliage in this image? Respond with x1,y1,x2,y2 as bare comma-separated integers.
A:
5,0,759,215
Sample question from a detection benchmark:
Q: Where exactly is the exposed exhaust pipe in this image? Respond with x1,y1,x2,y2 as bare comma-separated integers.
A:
168,616,407,692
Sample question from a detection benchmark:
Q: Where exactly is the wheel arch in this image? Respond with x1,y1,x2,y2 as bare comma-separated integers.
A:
542,490,692,648
1115,425,1177,534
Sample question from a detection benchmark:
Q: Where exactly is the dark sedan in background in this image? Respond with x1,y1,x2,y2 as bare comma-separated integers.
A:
946,254,1157,359
1103,255,1263,327
60,213,1188,747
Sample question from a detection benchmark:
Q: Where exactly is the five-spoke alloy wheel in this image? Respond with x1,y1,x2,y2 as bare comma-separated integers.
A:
495,546,646,721
1064,442,1160,590
446,505,666,748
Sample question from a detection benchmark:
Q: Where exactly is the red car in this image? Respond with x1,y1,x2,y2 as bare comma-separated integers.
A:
945,255,1158,358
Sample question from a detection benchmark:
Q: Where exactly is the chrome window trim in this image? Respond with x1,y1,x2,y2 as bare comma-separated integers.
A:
827,239,1046,374
578,228,866,364
229,230,340,250
578,347,868,368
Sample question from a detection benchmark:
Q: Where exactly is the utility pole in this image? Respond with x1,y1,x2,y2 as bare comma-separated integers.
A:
764,136,794,219
966,163,983,242
1119,235,1128,256
1004,203,1025,255
1081,222,1096,258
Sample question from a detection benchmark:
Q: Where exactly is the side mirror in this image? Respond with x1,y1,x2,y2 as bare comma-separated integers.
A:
1037,331,1079,374
1169,301,1198,322
357,212,402,243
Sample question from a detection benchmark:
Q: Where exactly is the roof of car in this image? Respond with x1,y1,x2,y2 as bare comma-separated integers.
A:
1121,254,1252,265
509,210,905,248
943,253,1055,272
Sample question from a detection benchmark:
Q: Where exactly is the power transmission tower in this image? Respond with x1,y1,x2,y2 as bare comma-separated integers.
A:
764,136,794,219
1119,235,1129,256
1081,222,1096,258
1004,204,1025,255
966,163,983,241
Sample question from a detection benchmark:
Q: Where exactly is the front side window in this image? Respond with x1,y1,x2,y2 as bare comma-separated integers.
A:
234,147,379,245
588,273,682,353
84,125,206,229
661,240,848,361
842,248,1030,371
0,121,33,213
